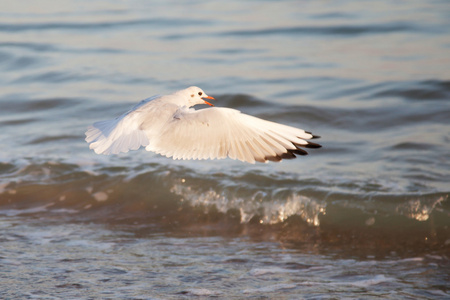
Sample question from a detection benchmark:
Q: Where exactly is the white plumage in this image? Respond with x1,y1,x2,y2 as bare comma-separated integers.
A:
85,86,321,164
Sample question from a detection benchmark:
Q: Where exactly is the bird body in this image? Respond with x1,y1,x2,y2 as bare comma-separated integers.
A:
85,86,321,164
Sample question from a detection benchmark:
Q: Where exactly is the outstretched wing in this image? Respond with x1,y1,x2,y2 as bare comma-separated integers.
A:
85,95,161,154
145,107,321,164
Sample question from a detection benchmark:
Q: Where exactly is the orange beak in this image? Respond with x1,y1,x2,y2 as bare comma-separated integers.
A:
202,95,215,106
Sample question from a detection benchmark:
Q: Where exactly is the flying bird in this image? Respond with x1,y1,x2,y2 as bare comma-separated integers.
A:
85,86,321,163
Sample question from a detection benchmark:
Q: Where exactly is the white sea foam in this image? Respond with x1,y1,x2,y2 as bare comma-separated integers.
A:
350,275,395,287
0,203,54,217
249,267,299,276
170,183,325,225
331,275,395,288
396,196,446,221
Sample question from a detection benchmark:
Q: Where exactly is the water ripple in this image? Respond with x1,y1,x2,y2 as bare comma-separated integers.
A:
220,23,422,37
0,18,211,32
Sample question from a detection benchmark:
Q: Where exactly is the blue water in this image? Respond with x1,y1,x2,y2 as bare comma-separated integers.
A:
1,0,449,298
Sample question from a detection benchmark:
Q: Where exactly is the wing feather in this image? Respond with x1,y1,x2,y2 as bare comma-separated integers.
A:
146,107,320,163
85,96,168,155
85,112,149,155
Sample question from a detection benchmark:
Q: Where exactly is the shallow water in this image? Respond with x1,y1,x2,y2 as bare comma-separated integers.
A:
1,218,448,299
1,0,449,298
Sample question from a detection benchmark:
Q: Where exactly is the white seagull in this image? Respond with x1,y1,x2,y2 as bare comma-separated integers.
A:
85,86,321,164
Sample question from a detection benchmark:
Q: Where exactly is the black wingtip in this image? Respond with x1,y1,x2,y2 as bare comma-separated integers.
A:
294,141,322,149
304,141,322,149
304,131,320,139
262,138,321,163
278,149,308,161
291,148,308,156
280,152,296,159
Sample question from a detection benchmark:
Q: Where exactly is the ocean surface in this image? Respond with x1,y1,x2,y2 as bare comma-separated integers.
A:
1,0,449,298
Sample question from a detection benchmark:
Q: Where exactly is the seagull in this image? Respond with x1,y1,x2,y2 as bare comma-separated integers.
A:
85,86,321,164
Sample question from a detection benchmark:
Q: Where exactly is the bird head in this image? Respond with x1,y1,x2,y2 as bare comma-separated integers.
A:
178,86,215,107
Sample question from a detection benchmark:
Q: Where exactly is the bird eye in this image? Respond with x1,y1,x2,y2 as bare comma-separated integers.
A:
191,94,194,97
198,92,203,96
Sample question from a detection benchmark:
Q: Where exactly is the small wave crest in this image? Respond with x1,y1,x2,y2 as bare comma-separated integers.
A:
170,182,325,225
1,160,448,234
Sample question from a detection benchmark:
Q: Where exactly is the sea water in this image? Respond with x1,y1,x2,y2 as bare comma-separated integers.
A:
0,0,449,298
